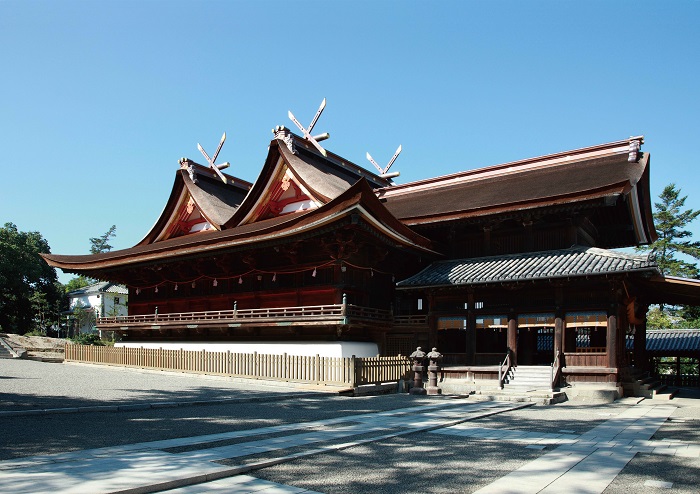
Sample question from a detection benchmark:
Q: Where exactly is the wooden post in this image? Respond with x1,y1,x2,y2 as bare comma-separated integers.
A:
508,314,518,366
351,355,358,387
607,307,618,371
634,305,649,372
466,291,476,365
554,288,564,362
554,315,563,358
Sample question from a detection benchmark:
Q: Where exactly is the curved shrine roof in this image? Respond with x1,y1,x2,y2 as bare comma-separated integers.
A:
379,140,651,228
42,179,436,274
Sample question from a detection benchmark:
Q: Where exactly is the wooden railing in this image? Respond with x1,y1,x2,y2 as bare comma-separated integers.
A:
551,350,562,390
574,347,606,353
497,350,512,389
64,344,411,388
98,303,393,328
393,315,428,326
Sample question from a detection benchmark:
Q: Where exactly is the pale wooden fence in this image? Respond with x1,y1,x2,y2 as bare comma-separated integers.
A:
65,344,411,388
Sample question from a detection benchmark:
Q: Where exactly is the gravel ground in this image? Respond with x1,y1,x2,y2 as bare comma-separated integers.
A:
0,359,316,412
1,359,699,493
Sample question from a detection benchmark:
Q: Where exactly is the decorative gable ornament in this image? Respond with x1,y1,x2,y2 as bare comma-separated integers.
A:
288,98,330,157
197,132,231,183
366,144,402,180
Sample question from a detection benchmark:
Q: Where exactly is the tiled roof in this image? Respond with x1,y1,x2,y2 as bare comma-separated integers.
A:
67,282,128,296
626,329,700,354
397,246,658,289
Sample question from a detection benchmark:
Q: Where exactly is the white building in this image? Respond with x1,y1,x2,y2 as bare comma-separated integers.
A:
67,282,128,334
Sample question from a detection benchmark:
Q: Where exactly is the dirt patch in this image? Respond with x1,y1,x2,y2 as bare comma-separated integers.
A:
0,333,67,360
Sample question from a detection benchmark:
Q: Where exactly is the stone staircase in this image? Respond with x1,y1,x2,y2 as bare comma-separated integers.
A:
0,337,17,359
503,365,553,392
623,372,678,400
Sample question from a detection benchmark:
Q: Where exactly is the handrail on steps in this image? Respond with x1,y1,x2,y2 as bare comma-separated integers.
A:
497,350,512,389
551,350,562,391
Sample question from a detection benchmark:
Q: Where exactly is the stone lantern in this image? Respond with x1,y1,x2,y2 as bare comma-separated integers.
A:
426,347,443,395
409,346,427,395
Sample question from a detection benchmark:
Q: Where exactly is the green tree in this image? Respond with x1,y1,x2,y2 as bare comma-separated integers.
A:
638,184,700,327
0,223,61,334
65,226,117,291
89,225,117,254
64,275,92,293
638,184,700,278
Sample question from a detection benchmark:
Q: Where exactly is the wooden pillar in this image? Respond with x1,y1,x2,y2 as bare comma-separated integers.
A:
508,314,517,366
554,314,563,359
634,311,648,372
607,305,618,370
466,291,476,365
554,288,564,361
427,292,438,350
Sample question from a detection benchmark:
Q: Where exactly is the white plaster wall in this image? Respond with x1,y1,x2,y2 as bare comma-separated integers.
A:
116,341,379,358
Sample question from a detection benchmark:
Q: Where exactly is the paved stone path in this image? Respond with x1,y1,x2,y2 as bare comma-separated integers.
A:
0,397,695,493
0,399,526,493
433,403,697,494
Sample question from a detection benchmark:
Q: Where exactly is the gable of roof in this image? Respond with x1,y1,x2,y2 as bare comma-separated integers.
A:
397,246,658,289
138,162,251,245
226,128,393,228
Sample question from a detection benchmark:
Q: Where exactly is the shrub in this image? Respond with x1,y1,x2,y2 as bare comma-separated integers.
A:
70,333,104,346
24,329,46,337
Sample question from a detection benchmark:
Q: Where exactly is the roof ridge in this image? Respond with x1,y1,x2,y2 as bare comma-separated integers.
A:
378,137,644,199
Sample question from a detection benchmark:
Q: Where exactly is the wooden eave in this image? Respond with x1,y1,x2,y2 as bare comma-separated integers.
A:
637,275,700,306
42,179,437,275
397,181,632,226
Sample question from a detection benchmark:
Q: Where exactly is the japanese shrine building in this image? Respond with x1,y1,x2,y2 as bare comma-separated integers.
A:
43,125,700,390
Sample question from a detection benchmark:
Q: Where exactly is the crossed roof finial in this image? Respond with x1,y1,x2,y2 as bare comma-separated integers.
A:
288,98,330,157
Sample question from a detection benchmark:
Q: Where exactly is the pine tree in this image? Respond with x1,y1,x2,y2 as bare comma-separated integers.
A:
638,184,700,278
89,225,117,255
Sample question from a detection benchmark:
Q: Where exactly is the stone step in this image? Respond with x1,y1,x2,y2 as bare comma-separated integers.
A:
471,390,567,405
652,387,679,400
0,338,16,359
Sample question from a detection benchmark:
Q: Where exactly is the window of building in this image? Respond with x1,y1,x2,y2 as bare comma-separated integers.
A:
565,311,607,353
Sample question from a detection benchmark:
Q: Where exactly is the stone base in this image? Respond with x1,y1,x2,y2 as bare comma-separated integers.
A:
410,387,427,395
426,386,442,395
563,383,622,404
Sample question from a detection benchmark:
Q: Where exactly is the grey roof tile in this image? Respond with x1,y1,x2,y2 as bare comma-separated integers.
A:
626,330,700,354
397,246,658,288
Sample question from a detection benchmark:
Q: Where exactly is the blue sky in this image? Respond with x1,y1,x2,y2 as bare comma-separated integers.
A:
1,1,699,283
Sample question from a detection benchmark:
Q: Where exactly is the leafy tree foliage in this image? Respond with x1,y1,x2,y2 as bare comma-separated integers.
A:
638,184,700,278
89,225,116,255
638,184,700,328
64,275,92,293
0,223,63,334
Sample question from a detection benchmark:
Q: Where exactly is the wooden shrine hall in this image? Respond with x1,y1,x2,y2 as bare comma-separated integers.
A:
43,107,700,394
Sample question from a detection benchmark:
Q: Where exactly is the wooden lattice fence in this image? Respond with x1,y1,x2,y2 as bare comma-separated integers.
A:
65,344,411,388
